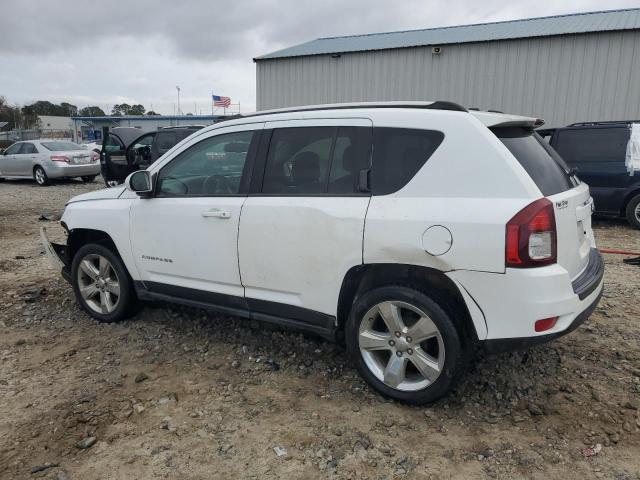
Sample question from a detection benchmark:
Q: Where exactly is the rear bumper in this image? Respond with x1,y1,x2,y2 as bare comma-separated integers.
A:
447,248,604,351
46,162,100,178
483,285,602,352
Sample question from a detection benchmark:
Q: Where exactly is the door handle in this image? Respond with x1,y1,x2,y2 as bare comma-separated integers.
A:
202,208,231,219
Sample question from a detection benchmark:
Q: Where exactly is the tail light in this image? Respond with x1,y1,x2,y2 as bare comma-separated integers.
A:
50,155,70,163
91,152,99,162
506,198,556,268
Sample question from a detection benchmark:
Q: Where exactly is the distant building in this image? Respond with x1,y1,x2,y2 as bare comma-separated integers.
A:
38,115,73,130
255,8,640,127
70,115,229,143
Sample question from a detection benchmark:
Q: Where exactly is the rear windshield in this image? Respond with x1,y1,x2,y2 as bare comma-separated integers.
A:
41,141,84,151
493,127,576,196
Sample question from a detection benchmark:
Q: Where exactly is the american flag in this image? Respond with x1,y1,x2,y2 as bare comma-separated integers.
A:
212,94,231,107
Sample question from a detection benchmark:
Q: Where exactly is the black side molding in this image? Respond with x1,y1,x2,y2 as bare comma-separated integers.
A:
134,281,337,341
572,248,604,300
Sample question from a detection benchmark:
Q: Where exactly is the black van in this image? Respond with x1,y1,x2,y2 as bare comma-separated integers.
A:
101,125,203,186
539,121,640,228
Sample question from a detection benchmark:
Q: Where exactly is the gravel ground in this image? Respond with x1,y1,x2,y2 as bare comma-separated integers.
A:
0,178,639,480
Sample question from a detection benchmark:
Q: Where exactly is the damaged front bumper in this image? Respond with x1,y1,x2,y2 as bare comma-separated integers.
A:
40,227,71,282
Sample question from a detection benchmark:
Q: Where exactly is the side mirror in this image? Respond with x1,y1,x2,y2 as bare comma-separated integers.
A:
125,170,153,198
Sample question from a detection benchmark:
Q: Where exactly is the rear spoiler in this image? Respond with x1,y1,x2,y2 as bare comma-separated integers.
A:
490,118,545,129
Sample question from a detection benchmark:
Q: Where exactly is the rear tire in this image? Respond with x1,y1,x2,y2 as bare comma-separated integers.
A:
33,166,49,186
81,175,97,183
71,243,137,322
625,193,640,229
345,285,467,405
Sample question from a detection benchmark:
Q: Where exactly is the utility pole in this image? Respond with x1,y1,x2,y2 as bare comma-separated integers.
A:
176,86,181,115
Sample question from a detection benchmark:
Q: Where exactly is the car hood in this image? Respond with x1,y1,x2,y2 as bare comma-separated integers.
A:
67,186,126,204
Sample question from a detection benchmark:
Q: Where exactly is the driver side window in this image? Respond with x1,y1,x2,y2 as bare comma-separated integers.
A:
4,143,22,155
157,130,255,197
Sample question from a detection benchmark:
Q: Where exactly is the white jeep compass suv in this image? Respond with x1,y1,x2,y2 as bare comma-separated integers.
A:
42,102,604,404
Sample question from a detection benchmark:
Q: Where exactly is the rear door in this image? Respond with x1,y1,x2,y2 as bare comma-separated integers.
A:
16,142,38,175
552,126,631,214
238,119,372,325
494,127,593,279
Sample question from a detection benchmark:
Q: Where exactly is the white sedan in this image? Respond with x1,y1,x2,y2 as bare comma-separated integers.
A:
0,140,100,186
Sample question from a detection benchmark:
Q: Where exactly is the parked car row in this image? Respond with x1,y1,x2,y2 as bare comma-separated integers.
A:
3,118,639,230
0,140,100,185
42,102,604,404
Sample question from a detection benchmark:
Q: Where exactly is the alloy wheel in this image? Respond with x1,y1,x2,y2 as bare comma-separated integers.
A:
358,300,445,391
635,202,640,222
34,168,46,185
77,254,121,314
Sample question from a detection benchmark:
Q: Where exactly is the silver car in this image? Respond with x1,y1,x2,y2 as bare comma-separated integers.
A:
0,140,101,186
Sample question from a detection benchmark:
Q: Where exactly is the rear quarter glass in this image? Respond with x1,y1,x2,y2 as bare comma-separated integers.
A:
492,127,576,196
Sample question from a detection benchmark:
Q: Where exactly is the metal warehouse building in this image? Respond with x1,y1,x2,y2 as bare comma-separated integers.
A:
255,8,640,127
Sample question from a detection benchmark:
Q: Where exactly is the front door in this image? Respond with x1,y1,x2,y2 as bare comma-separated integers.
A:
129,124,262,309
0,143,24,176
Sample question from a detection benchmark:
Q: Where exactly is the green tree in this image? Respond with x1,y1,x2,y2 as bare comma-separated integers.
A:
79,106,106,116
129,104,146,115
146,110,160,115
0,96,22,129
111,103,131,116
60,102,78,116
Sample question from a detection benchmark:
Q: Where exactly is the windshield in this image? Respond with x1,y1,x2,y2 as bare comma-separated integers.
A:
41,141,84,152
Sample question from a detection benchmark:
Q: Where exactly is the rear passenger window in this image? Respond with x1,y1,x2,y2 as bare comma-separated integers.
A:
554,127,629,164
21,143,38,154
371,128,444,195
262,126,371,195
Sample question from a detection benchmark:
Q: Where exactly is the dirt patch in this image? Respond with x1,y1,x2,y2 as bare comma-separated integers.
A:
0,178,639,479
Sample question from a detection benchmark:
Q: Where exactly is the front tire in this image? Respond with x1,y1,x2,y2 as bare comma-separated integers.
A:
81,175,97,183
33,166,49,186
345,286,466,404
625,193,640,229
71,243,137,322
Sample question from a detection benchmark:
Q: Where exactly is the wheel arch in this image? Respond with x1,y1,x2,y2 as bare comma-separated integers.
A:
67,228,120,264
622,187,640,212
336,263,482,346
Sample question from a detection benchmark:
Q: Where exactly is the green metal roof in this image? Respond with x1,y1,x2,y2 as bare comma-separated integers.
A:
255,8,640,60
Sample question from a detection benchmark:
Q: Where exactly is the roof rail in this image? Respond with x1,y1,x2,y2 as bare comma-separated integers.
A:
243,101,468,118
568,120,639,127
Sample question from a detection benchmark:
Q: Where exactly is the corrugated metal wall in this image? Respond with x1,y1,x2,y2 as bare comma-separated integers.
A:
256,30,640,127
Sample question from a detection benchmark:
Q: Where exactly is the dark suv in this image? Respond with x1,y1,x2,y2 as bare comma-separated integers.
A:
539,121,640,228
101,125,204,186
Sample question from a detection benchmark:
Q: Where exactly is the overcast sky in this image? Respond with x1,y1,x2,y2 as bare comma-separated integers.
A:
1,0,639,115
